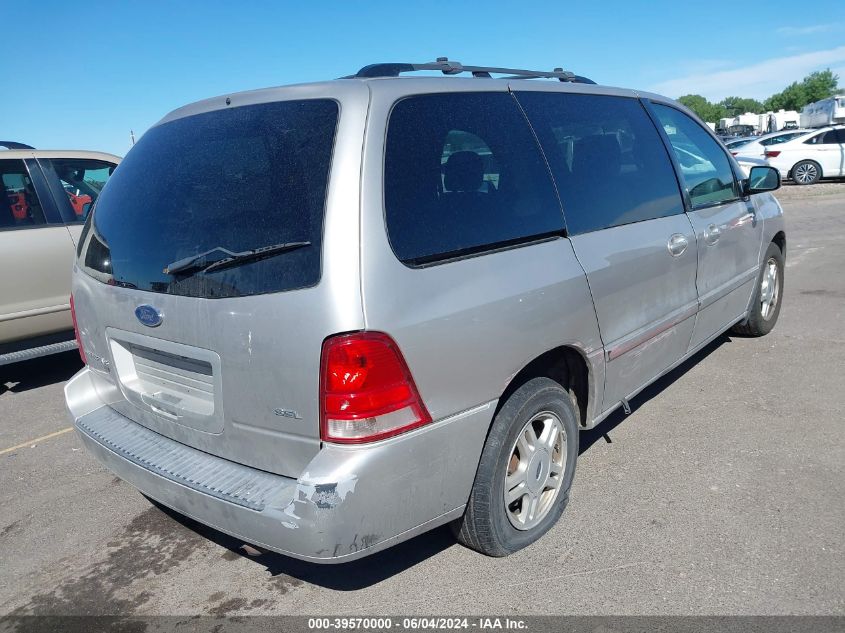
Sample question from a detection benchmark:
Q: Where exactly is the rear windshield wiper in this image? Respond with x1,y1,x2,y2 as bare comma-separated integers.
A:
163,241,311,276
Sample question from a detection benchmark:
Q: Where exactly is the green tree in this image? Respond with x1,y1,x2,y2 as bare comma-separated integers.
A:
677,94,727,124
710,103,728,124
802,69,840,103
763,69,839,111
678,94,711,121
718,96,764,115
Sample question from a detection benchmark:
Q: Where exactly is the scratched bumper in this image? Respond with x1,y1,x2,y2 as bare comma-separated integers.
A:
65,367,495,563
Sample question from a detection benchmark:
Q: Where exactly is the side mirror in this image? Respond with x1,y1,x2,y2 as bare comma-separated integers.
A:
747,166,780,194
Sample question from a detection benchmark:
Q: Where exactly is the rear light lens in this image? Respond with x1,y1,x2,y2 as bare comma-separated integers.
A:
69,295,87,364
765,150,781,158
320,332,431,443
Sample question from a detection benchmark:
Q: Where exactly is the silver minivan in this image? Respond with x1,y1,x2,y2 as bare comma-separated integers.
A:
66,60,786,563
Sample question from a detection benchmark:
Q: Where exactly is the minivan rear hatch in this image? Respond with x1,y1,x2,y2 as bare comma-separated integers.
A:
72,88,366,478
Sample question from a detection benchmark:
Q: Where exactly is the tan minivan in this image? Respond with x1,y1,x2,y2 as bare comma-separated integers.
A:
0,142,120,366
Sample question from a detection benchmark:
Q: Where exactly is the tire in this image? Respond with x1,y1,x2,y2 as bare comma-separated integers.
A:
453,377,579,557
732,241,784,337
791,160,821,185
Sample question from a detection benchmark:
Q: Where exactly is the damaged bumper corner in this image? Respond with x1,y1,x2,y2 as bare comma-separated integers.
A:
67,367,495,563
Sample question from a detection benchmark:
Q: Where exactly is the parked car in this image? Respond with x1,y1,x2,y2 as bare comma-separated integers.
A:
763,125,845,184
734,155,769,177
724,136,759,150
731,129,810,159
65,59,786,563
0,143,120,366
724,124,757,138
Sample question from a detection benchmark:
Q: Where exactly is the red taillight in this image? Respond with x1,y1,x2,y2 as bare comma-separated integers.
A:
765,150,781,158
69,295,87,364
320,332,431,443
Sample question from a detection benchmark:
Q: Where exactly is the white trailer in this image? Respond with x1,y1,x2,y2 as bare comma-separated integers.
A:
733,112,759,127
758,110,801,132
800,96,845,128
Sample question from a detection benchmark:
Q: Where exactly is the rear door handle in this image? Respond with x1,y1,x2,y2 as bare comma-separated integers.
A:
704,223,721,245
141,392,183,420
668,234,688,257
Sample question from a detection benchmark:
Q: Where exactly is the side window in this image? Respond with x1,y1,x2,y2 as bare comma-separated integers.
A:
804,131,840,145
0,159,47,229
651,104,739,208
516,92,684,235
828,128,845,143
45,158,116,223
384,92,564,265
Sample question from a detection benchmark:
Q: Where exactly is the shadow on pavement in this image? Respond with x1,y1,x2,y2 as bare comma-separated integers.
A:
579,333,731,454
149,498,456,591
0,351,82,395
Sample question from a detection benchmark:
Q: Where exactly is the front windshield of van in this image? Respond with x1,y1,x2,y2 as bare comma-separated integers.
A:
78,99,338,298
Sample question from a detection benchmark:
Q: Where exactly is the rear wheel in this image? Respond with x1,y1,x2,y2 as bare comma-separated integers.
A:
453,377,578,557
732,241,784,337
792,160,821,185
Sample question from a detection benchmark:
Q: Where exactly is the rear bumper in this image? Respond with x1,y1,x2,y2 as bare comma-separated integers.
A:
66,367,495,564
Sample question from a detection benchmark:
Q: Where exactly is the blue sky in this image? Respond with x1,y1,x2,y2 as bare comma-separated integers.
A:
3,0,844,156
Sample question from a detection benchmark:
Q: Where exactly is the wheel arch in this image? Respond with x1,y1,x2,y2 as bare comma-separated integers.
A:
495,345,592,428
771,230,786,258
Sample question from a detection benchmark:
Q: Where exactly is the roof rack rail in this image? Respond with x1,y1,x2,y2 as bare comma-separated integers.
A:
346,57,596,84
0,141,35,150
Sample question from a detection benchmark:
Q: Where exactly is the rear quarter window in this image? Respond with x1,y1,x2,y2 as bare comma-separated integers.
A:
383,92,564,265
79,99,338,298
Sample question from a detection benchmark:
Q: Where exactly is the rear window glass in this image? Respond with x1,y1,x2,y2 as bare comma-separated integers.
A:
79,99,338,298
384,92,564,265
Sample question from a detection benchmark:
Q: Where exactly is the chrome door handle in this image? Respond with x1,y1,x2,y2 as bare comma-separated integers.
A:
704,223,721,245
668,233,688,257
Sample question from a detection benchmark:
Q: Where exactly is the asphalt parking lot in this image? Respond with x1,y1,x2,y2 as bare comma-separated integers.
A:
1,188,843,619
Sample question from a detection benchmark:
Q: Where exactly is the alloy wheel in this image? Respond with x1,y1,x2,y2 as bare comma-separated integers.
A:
794,163,818,184
504,411,566,531
760,257,780,321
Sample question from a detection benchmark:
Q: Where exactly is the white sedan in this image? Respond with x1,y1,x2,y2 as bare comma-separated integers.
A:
730,130,810,159
764,126,845,185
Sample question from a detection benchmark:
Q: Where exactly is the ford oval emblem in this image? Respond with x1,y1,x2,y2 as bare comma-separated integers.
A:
135,305,163,327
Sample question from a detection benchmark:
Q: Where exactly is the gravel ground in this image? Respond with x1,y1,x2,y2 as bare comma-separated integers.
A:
772,178,845,199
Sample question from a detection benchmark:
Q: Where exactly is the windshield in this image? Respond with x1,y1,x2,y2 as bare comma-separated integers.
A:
78,99,338,298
